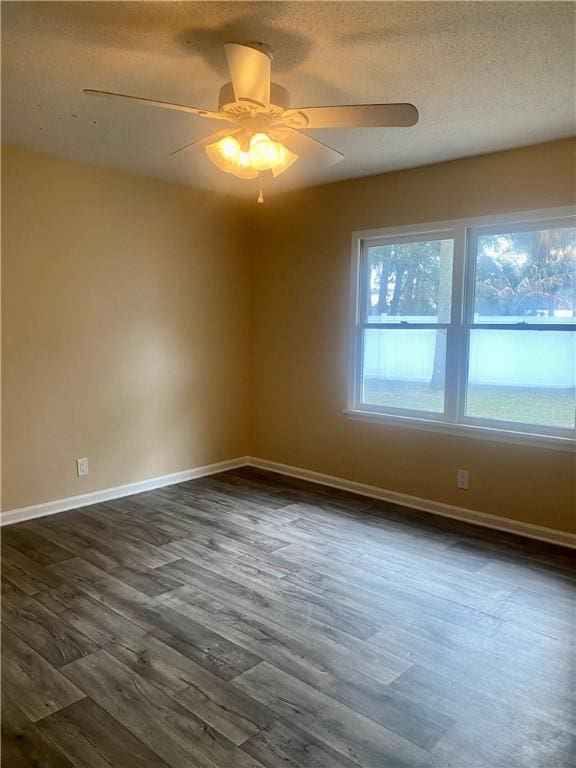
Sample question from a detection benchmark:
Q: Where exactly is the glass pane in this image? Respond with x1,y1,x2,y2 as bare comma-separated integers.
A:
362,328,447,413
473,226,576,323
466,330,576,429
366,238,453,323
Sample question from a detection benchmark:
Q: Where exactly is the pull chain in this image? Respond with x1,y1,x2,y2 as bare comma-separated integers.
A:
257,173,264,204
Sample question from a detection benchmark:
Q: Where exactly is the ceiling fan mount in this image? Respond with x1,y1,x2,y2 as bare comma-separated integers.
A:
239,40,275,59
85,41,419,198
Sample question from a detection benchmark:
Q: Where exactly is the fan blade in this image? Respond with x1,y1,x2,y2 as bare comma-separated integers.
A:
271,128,343,166
283,103,419,128
169,128,240,157
83,89,229,121
224,43,271,106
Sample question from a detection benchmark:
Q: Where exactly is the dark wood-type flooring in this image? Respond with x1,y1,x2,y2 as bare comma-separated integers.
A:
1,467,575,767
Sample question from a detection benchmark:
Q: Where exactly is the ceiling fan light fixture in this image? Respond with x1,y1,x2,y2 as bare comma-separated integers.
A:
235,150,259,179
206,131,298,179
205,136,237,173
85,41,419,196
205,135,256,178
248,132,281,171
219,135,241,160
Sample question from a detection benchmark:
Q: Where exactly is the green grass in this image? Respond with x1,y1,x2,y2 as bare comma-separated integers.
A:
363,380,575,428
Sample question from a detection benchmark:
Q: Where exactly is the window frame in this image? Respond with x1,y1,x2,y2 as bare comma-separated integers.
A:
346,206,576,452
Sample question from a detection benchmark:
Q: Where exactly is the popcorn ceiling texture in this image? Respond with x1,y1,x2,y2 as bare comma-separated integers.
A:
2,1,575,197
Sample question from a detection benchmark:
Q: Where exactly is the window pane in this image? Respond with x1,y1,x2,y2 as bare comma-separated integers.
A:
466,330,576,429
362,328,446,413
366,239,453,323
473,226,576,323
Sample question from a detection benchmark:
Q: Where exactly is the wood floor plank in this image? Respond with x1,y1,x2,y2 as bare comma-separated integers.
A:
196,475,297,511
130,495,291,552
87,502,177,547
273,519,493,595
509,584,575,620
49,557,263,680
368,625,482,681
269,542,507,631
475,559,576,598
125,502,291,554
48,556,173,633
155,483,302,526
33,521,134,571
173,663,275,745
38,698,173,768
39,716,116,768
451,536,576,579
158,545,289,591
149,605,263,681
161,533,299,578
1,544,64,594
37,583,159,647
389,661,576,735
321,671,454,752
104,619,255,701
431,685,576,768
371,617,575,696
161,584,360,689
2,585,98,667
500,598,575,643
50,515,179,570
282,565,497,645
1,625,85,722
233,662,446,767
209,470,303,504
161,581,411,687
264,481,372,514
107,562,184,597
164,582,454,751
1,694,76,768
1,526,74,566
276,511,491,574
357,551,517,611
157,556,380,640
2,467,573,767
241,718,360,768
61,649,267,768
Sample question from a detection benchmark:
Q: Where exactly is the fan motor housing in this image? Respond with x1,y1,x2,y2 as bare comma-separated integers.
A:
218,82,290,116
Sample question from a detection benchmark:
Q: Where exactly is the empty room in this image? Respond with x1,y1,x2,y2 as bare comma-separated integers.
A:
1,2,575,767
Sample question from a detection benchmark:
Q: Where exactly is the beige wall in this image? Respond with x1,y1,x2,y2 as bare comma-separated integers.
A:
2,146,250,511
250,139,576,534
3,140,575,533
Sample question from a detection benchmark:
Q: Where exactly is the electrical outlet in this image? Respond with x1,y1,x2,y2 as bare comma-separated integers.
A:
77,457,89,477
457,469,469,489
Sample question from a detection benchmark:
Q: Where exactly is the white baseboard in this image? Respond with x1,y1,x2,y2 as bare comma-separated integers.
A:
2,453,573,550
0,457,250,527
247,457,576,550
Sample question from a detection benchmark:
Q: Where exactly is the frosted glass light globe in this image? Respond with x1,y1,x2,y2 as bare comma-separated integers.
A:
248,133,281,171
218,136,240,160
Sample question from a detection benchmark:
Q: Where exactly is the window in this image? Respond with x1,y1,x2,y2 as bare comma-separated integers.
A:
348,209,576,447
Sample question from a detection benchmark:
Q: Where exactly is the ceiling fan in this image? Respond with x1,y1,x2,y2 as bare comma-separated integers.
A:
85,42,419,201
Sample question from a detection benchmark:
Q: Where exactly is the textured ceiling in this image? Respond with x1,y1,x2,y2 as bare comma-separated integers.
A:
2,1,575,198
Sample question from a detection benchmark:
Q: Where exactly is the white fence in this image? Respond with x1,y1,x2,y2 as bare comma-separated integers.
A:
364,317,575,388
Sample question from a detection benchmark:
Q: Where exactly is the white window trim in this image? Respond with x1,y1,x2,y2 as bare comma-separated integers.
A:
345,206,576,452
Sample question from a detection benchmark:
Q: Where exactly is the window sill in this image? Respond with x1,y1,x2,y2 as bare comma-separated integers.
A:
343,409,576,452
